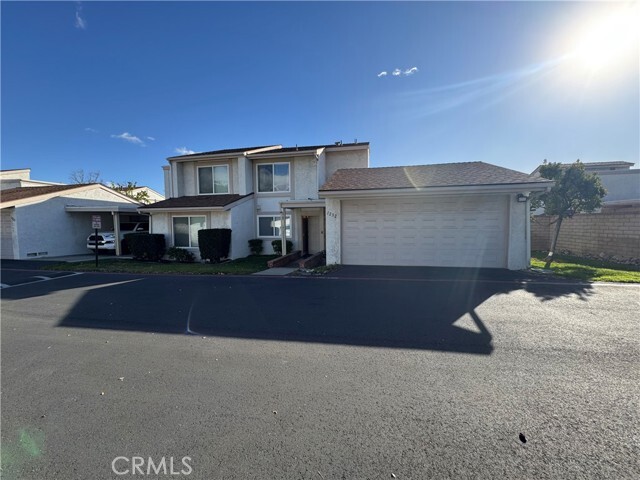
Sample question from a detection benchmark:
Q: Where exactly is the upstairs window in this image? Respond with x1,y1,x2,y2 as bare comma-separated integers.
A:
257,163,289,193
198,165,229,194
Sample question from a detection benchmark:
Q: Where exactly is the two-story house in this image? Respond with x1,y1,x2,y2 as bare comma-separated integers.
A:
140,142,369,259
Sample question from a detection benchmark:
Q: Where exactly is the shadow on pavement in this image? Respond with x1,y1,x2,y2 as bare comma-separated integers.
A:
1,267,595,354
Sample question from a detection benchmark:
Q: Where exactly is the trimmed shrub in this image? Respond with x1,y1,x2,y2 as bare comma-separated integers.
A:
248,239,264,255
271,239,294,256
125,233,166,261
167,246,195,263
198,229,231,263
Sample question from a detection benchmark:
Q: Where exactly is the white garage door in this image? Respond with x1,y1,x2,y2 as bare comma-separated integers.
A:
342,195,509,268
1,208,15,259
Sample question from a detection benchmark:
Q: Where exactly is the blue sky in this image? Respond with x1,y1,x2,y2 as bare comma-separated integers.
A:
2,1,638,194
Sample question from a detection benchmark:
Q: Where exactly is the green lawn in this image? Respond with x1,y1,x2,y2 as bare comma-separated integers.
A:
530,251,640,283
42,255,278,276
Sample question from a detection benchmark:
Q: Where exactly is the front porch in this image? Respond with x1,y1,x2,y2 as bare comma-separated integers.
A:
278,200,326,257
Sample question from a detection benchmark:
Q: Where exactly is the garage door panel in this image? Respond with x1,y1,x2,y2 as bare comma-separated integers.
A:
342,195,508,268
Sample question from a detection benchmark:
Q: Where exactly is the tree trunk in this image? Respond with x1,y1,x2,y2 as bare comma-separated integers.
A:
544,216,563,269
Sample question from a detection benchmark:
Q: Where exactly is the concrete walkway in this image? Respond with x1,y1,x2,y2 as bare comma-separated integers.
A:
253,267,298,276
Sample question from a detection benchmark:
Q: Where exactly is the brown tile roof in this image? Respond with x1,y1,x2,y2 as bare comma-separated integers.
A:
142,194,252,209
0,184,97,203
320,162,551,192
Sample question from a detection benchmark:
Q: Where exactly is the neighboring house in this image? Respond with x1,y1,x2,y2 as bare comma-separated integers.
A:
0,178,143,259
0,168,64,190
131,186,165,203
531,161,640,210
142,143,552,270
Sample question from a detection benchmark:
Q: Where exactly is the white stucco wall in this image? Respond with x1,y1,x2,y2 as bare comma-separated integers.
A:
292,155,318,200
237,156,253,195
229,199,254,258
598,170,640,202
325,149,369,181
1,208,17,259
14,196,124,258
0,169,30,181
506,194,529,270
162,166,172,198
324,198,341,264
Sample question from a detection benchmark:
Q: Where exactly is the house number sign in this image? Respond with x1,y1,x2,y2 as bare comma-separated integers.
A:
327,211,338,218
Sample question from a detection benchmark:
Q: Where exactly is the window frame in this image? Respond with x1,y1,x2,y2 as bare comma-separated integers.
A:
197,164,230,195
257,214,292,238
172,215,207,248
256,162,290,194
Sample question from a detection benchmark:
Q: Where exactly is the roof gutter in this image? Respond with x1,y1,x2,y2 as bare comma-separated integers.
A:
320,181,554,199
166,145,282,163
248,148,325,159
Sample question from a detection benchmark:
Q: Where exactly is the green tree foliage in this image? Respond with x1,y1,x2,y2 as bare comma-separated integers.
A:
109,181,151,204
533,160,606,268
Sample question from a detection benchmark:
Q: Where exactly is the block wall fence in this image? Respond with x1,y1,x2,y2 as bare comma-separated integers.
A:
531,207,640,261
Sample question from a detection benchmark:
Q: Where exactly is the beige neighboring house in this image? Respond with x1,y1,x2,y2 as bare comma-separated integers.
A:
0,169,142,259
131,186,164,203
142,142,553,270
531,161,640,211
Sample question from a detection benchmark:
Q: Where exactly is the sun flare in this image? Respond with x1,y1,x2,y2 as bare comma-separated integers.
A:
570,5,639,73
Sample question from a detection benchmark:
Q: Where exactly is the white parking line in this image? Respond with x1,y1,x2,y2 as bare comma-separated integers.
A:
0,272,83,289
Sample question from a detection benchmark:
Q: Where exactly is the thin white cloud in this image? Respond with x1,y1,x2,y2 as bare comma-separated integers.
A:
146,136,156,141
84,127,98,133
111,132,145,146
403,67,418,76
175,147,196,155
392,69,402,76
75,3,86,30
377,71,388,77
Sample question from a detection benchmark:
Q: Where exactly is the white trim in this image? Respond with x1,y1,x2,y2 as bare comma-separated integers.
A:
256,162,291,194
197,164,230,195
171,215,207,248
320,182,553,199
248,148,324,159
280,199,326,208
167,145,282,162
65,205,140,213
257,214,292,238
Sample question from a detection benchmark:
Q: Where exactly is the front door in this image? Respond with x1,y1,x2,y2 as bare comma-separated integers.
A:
307,216,324,254
301,217,309,255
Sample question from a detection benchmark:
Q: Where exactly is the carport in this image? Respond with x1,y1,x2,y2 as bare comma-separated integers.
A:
64,205,143,256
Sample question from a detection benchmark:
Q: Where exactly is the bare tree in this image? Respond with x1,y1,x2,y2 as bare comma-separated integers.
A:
69,169,103,184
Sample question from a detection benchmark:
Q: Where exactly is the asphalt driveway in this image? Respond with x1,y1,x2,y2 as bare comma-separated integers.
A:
1,268,638,479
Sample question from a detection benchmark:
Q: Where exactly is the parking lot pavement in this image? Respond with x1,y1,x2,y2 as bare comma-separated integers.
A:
1,270,638,479
0,268,79,288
